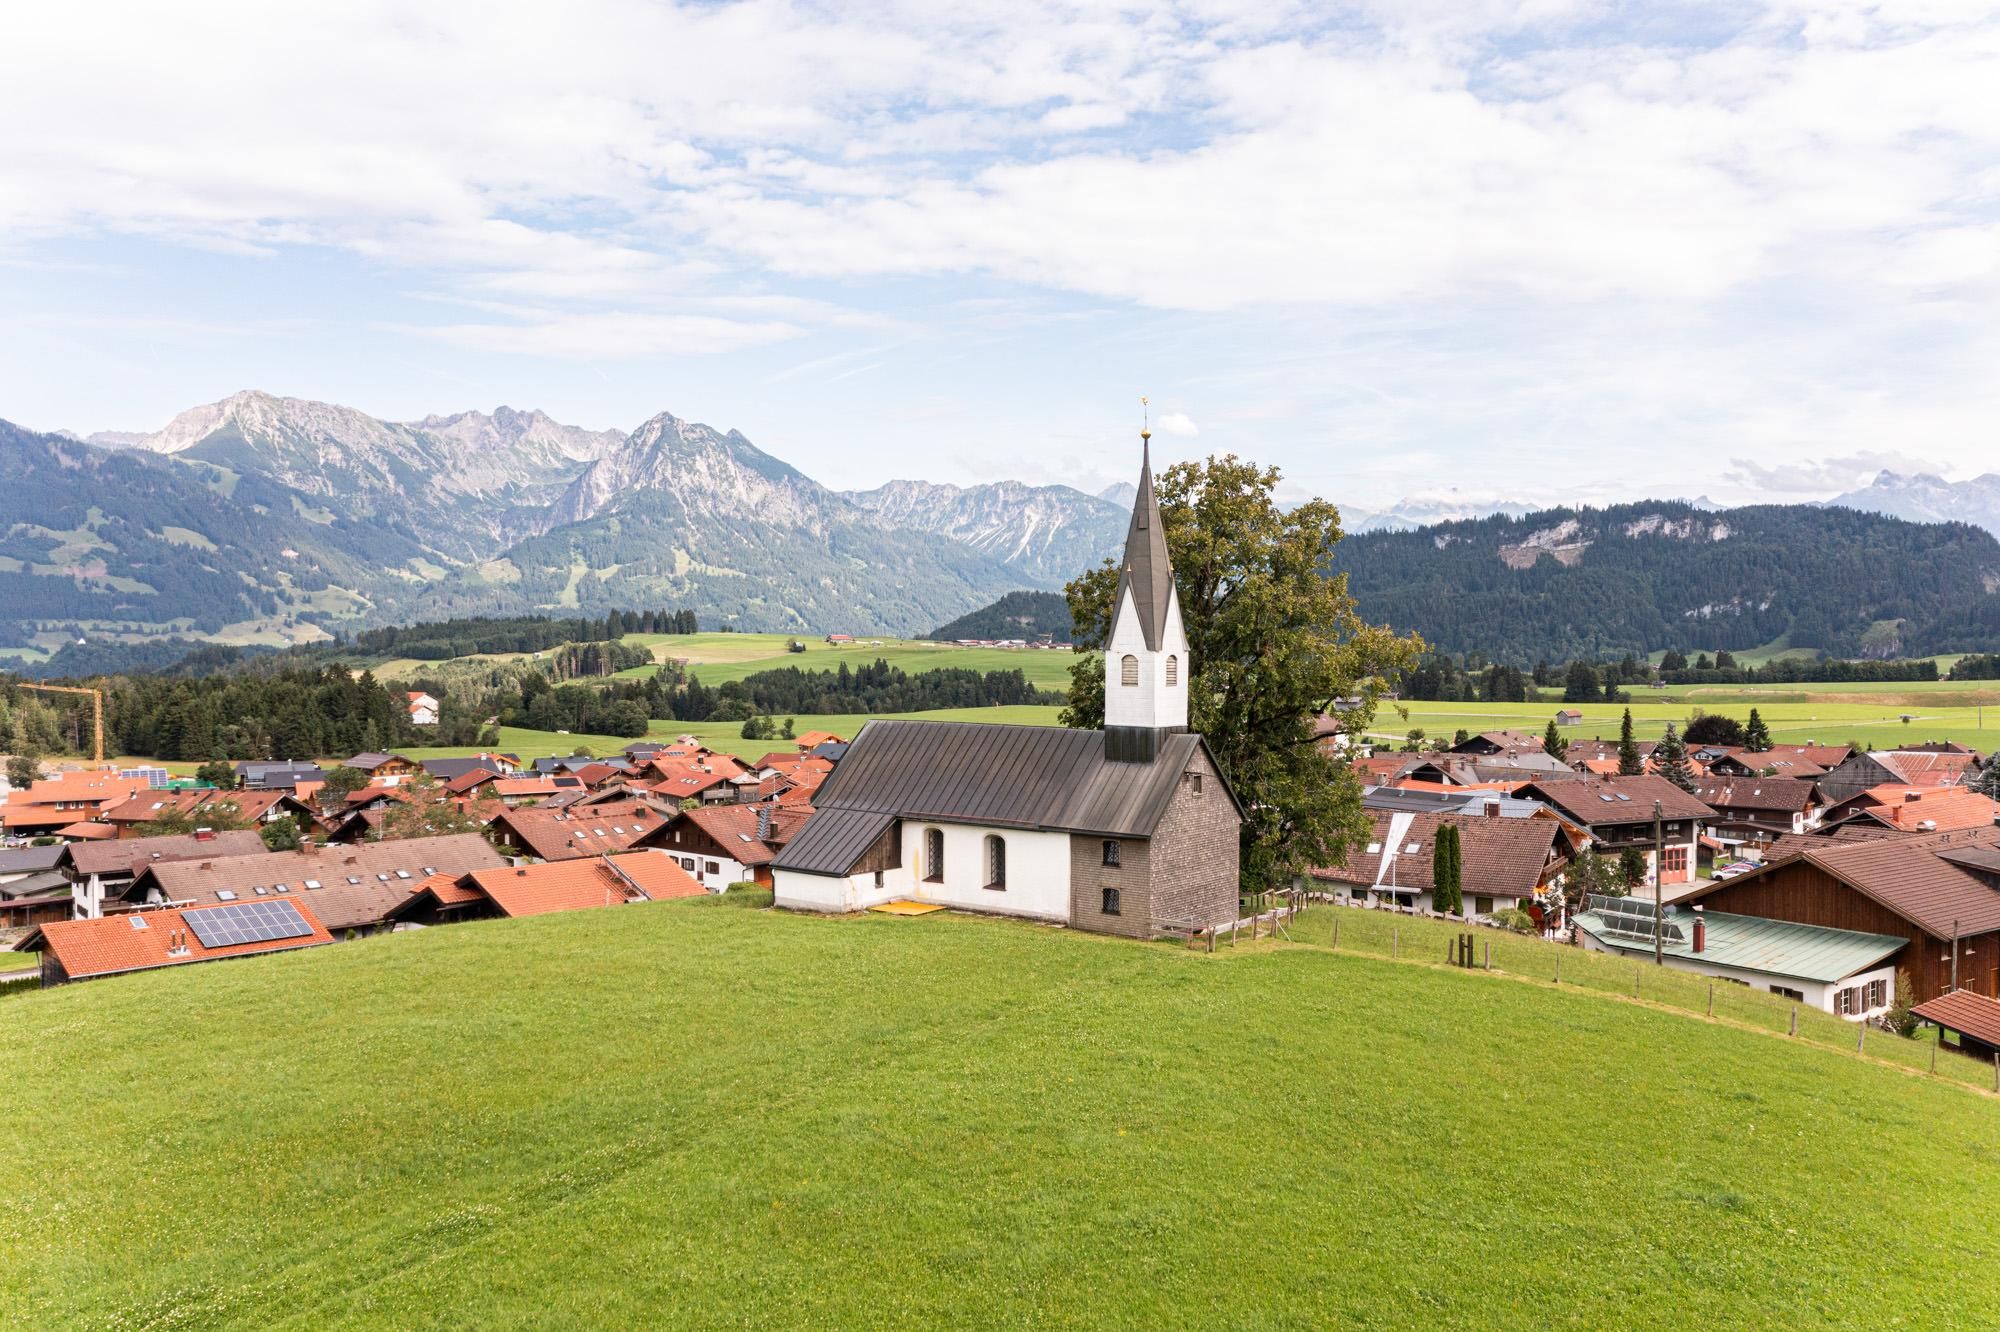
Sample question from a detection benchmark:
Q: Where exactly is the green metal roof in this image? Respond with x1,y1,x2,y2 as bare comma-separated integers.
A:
1575,908,1906,983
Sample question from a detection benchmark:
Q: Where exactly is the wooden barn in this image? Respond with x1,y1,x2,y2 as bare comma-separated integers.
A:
1678,827,2000,1005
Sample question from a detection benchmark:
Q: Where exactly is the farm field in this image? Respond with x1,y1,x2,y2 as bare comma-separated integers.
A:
1383,695,1996,751
397,707,1068,765
611,631,1081,690
5,899,1998,1328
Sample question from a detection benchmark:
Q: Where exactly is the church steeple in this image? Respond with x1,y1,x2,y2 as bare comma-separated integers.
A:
1103,415,1189,762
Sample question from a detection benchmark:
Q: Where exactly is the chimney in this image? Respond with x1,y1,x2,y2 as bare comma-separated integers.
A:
193,828,214,841
1691,905,1706,953
1484,798,1501,819
1905,791,1921,803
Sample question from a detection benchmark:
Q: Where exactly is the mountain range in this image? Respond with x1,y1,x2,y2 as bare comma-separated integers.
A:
8,389,2000,667
1,391,1130,654
1828,471,2000,539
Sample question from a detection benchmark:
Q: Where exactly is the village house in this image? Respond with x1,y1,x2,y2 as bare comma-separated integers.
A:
341,752,419,784
1516,775,1712,888
0,844,75,928
119,833,507,937
1574,897,1904,1019
487,799,670,861
771,437,1245,939
1819,785,2000,835
1816,749,1983,806
1678,826,2000,1005
1308,805,1578,919
2,771,151,837
232,760,326,790
16,897,335,988
406,692,439,726
69,829,269,917
388,850,706,925
1690,777,1821,850
631,803,815,888
420,754,522,782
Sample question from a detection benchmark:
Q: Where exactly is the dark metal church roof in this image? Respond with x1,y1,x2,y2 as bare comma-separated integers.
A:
773,719,1242,877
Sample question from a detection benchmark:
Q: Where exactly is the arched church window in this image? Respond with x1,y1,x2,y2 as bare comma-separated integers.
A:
924,828,945,883
984,835,1006,890
1120,654,1139,686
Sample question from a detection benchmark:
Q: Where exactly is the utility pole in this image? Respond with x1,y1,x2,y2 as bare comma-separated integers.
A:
1952,918,1960,991
1652,799,1665,966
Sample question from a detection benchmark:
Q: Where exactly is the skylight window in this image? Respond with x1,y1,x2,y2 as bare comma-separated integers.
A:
216,890,237,901
395,869,412,879
129,916,149,930
304,879,321,889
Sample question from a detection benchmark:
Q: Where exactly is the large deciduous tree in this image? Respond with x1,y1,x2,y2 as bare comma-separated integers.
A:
1059,455,1421,889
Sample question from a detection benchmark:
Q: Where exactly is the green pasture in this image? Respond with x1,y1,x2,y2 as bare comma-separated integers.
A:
611,631,1081,690
1382,696,1996,751
4,899,1998,1328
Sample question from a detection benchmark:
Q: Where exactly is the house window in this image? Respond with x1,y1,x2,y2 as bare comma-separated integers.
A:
704,861,720,876
1772,986,1804,1002
924,828,945,883
1866,978,1887,1009
1101,886,1121,916
1661,847,1687,876
1102,839,1121,868
984,835,1006,890
1120,654,1139,687
1475,895,1493,916
1187,772,1203,796
1166,654,1179,686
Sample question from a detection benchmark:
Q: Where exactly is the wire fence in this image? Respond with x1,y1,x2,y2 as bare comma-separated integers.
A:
1284,906,1999,1094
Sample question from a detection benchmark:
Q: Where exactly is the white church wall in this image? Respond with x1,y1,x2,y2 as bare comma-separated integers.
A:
903,821,1071,921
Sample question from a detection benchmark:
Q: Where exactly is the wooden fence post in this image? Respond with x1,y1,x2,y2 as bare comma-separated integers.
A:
1930,1040,1937,1074
1790,1006,1798,1037
1484,940,1491,971
1392,926,1398,960
1706,982,1714,1018
1554,954,1560,985
1857,1023,1865,1054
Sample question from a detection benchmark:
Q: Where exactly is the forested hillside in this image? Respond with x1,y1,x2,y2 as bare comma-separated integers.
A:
1331,502,2000,661
929,591,1074,641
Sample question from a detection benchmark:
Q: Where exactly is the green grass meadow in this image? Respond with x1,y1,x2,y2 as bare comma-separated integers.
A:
611,631,1081,689
5,899,1999,1328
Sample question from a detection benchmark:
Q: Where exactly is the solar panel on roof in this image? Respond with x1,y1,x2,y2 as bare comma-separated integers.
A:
182,899,314,949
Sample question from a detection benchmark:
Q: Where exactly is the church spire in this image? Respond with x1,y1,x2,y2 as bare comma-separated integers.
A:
1116,417,1175,652
1103,403,1190,760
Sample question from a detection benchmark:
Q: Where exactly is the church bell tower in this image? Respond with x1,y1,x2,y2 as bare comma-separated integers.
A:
1103,422,1190,763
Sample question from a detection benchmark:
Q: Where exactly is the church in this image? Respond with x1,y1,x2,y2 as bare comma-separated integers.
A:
771,435,1246,937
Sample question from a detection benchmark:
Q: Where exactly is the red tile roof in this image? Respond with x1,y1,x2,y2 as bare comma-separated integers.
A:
57,822,119,841
464,857,650,917
489,801,668,861
410,870,485,907
1912,989,2000,1048
1836,785,2000,833
26,899,334,981
70,829,269,878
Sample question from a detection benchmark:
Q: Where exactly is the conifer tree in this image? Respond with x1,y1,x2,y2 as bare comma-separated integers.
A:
1969,750,2000,800
1543,716,1568,761
1432,824,1463,916
1617,708,1644,776
1617,846,1649,893
1654,722,1696,792
1743,707,1773,753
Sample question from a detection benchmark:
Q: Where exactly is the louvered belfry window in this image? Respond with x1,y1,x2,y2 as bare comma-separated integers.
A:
1120,654,1139,686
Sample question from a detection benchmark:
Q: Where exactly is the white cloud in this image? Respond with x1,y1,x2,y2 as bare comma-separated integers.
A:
1155,411,1199,436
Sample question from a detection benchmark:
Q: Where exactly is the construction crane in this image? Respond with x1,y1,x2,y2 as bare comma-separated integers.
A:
13,682,106,765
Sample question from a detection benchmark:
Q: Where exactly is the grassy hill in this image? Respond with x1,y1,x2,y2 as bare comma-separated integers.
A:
6,899,2000,1328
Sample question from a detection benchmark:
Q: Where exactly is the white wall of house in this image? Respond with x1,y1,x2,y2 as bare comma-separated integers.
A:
662,848,750,889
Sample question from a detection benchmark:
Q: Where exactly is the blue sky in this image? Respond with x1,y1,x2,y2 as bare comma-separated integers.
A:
2,1,1996,511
